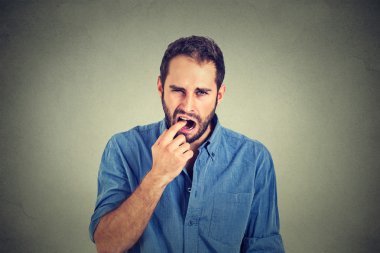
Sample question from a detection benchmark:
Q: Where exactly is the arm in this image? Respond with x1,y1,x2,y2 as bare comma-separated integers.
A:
241,146,285,253
94,121,193,253
94,171,166,253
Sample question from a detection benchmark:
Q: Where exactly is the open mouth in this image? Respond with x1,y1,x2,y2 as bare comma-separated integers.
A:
177,116,196,130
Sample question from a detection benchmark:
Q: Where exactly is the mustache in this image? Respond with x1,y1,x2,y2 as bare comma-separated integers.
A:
173,109,201,123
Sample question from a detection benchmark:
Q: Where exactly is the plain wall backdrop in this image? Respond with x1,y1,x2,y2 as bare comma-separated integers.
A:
1,0,379,252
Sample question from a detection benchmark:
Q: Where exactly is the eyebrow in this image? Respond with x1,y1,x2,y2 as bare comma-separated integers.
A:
195,87,212,93
169,84,212,92
169,84,185,90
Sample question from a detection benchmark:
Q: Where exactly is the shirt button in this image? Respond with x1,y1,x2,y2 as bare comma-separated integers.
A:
188,220,193,226
187,187,191,193
211,152,215,157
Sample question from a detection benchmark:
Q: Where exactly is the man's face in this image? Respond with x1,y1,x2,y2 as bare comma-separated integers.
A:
157,55,225,145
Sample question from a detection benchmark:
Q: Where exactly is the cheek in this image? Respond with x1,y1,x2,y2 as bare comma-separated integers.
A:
165,93,182,107
200,99,217,115
163,96,179,113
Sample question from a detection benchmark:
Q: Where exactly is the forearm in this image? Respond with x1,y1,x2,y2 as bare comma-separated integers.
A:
94,171,168,253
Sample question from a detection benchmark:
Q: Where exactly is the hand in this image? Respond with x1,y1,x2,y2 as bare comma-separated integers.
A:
150,121,194,184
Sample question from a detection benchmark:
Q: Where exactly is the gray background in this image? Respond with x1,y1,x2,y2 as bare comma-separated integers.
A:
1,0,379,252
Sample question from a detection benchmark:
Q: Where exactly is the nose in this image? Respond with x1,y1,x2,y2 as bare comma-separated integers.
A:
181,94,195,113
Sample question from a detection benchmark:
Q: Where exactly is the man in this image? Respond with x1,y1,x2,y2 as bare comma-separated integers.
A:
89,36,285,253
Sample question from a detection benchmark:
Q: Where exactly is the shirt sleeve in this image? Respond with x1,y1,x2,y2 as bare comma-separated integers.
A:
89,135,133,243
241,145,285,253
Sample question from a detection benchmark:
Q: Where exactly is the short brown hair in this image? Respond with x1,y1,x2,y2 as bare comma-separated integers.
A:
159,36,225,90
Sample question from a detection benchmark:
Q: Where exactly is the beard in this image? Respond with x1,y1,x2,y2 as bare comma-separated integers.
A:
161,94,217,143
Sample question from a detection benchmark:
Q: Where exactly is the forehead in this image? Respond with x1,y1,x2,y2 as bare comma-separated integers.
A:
166,55,217,88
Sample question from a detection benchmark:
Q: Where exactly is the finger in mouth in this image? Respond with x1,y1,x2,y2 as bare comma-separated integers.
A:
177,116,196,130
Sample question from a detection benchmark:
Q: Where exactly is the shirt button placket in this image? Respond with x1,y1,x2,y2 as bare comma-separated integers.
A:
184,209,200,253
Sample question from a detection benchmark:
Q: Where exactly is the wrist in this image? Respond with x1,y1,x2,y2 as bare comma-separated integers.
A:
143,169,171,190
132,171,168,208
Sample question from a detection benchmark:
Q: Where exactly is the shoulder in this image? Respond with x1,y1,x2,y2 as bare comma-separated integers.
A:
221,126,271,156
215,125,275,182
106,121,162,150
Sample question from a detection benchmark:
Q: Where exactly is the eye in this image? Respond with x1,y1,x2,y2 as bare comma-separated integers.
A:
172,89,185,94
196,90,208,96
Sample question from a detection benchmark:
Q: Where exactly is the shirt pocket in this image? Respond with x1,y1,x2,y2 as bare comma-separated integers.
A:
208,192,253,245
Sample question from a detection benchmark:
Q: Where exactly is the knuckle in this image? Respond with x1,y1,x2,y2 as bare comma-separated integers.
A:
176,134,185,141
165,146,173,153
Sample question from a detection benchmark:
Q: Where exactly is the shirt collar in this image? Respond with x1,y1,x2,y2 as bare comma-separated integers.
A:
159,118,168,135
199,114,221,159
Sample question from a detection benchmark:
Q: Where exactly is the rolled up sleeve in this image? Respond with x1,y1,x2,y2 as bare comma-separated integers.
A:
89,136,132,242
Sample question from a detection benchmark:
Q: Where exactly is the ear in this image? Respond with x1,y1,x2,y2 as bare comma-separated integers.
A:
216,84,226,104
157,76,163,97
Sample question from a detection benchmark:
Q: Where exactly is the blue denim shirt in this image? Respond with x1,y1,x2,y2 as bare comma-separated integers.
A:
89,116,285,253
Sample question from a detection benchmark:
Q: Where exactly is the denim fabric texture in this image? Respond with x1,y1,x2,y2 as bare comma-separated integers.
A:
89,116,285,252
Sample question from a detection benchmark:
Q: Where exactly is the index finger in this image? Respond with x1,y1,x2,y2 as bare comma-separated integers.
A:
160,121,186,145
